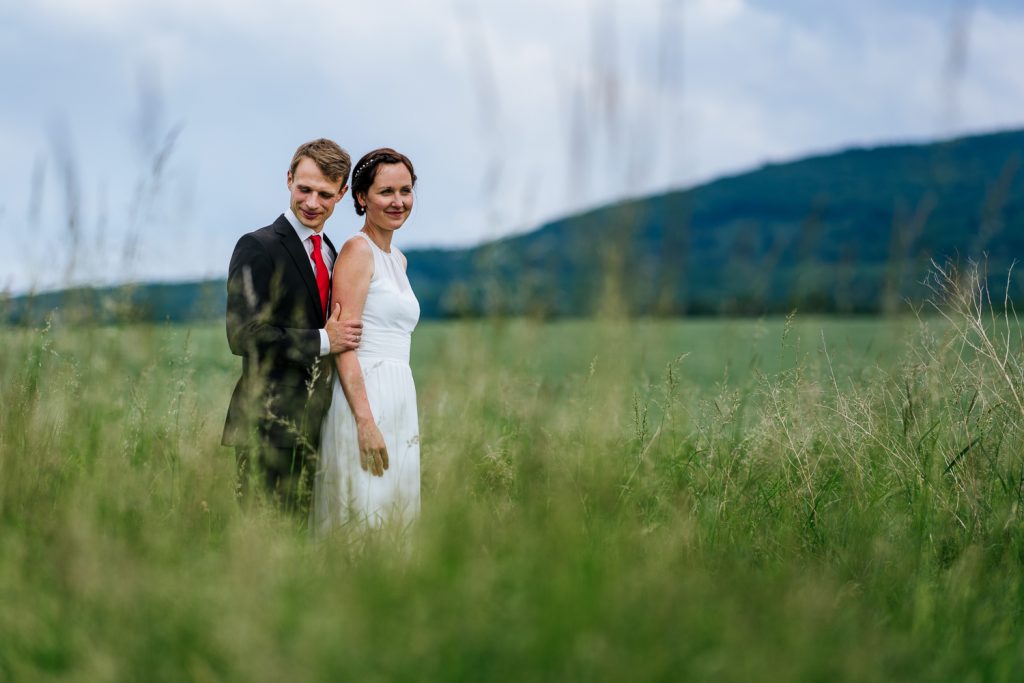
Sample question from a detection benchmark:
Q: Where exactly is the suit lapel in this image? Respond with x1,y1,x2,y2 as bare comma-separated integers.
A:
273,215,323,324
322,233,338,317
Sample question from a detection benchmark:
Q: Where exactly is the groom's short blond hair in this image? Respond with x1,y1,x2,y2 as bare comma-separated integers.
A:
289,138,352,186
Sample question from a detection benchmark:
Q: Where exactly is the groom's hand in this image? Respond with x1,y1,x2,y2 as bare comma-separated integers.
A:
325,303,362,353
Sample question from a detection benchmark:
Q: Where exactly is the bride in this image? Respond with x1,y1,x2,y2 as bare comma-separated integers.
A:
312,148,420,531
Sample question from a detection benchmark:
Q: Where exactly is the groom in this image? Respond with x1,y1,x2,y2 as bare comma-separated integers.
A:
222,138,361,510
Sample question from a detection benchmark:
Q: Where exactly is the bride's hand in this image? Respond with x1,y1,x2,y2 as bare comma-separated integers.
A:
356,418,389,477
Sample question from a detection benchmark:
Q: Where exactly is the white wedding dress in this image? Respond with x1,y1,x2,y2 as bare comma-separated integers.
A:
313,232,421,531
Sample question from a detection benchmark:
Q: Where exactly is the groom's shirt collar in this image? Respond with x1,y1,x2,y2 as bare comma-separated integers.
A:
284,208,335,272
284,208,318,243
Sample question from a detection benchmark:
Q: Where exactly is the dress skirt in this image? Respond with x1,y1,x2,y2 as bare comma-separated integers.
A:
312,356,420,531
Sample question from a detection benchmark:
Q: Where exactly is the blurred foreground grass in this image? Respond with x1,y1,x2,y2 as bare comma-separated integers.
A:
1,313,1022,681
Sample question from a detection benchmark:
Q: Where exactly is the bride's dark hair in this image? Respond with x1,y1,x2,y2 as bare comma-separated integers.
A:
351,148,417,216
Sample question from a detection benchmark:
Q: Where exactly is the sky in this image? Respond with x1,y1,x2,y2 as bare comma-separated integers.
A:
1,0,1023,294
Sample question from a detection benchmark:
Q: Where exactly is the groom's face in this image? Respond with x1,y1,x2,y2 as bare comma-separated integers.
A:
287,157,348,233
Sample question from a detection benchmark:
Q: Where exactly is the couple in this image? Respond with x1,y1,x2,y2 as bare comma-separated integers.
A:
222,138,420,532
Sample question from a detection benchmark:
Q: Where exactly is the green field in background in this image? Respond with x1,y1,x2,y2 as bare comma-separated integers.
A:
1,315,1021,681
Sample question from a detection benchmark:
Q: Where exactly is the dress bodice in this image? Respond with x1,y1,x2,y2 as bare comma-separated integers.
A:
354,231,419,363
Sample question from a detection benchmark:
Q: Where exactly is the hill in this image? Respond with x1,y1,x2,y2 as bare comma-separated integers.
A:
406,127,1024,316
5,127,1023,323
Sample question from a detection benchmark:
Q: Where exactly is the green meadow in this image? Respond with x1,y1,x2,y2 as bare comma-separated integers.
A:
2,301,1023,680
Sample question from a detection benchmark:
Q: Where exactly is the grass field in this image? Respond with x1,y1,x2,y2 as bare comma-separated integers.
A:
2,302,1023,680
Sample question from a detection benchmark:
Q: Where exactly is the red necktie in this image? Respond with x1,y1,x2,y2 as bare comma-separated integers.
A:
310,234,330,318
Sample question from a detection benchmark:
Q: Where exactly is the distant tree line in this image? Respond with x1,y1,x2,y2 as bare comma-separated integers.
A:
5,128,1023,325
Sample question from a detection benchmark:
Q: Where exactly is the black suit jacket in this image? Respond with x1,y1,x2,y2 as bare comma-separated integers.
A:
222,214,337,450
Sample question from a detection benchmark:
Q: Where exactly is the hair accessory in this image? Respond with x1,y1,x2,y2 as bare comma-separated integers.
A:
353,156,378,180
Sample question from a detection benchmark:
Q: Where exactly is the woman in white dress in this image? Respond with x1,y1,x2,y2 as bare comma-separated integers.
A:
313,148,420,531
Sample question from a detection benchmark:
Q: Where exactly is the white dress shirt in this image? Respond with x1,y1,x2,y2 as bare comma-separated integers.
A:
284,209,336,357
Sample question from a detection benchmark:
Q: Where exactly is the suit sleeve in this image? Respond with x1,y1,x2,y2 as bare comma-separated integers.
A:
225,234,321,363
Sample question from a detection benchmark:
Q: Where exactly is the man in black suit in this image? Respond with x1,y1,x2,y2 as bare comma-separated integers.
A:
222,138,362,511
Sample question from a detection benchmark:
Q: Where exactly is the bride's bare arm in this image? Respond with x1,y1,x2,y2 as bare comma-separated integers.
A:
331,237,389,476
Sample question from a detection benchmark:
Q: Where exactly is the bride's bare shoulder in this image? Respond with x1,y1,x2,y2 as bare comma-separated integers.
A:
339,234,372,258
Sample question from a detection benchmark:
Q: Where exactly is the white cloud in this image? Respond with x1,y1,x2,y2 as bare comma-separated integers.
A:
1,0,1023,293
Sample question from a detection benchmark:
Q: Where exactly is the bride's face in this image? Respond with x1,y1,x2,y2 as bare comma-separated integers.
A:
360,163,414,232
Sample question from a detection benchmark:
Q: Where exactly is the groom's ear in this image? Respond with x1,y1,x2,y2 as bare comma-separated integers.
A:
338,184,349,199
